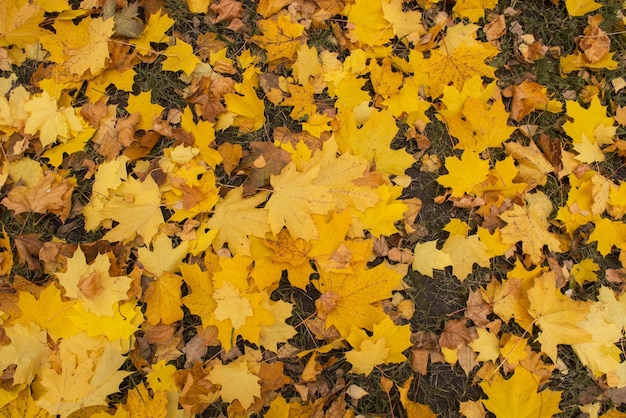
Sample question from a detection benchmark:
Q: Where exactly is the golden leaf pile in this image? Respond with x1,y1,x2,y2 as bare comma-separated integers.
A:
1,0,626,416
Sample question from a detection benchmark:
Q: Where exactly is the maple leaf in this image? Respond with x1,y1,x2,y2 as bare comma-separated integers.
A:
412,240,452,277
292,44,323,85
346,0,394,46
335,108,415,176
37,334,130,417
125,383,168,417
588,218,626,256
453,0,497,22
23,90,83,148
219,78,266,132
0,323,47,385
314,262,407,336
137,233,189,278
208,357,261,409
55,246,131,317
126,91,165,132
130,10,173,53
14,283,82,340
40,16,114,76
143,272,184,325
0,0,47,48
445,97,516,152
420,37,498,98
266,137,379,240
527,272,592,361
181,262,216,329
250,14,305,63
162,39,201,75
480,367,562,417
441,220,491,281
206,189,270,256
1,171,75,222
562,96,616,160
84,174,164,244
500,192,563,264
345,317,412,374
438,151,490,197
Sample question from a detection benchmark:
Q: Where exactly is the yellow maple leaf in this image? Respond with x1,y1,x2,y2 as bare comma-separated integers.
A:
480,367,562,417
381,0,426,43
499,192,563,264
55,246,131,317
207,189,269,256
453,0,497,22
15,283,81,340
420,39,498,98
23,90,83,148
438,151,490,197
219,78,266,132
359,185,408,237
40,16,114,77
335,108,415,176
37,334,130,418
147,360,177,392
441,231,491,281
412,240,452,277
181,262,216,328
346,0,394,46
0,386,48,417
130,10,173,53
125,383,168,417
527,272,592,361
143,272,184,325
563,96,616,149
0,323,47,385
314,261,407,336
250,13,305,63
445,97,516,152
126,91,165,131
137,232,189,278
266,137,379,240
565,0,602,16
282,83,317,120
0,0,47,48
292,44,323,85
345,317,412,374
468,327,500,362
84,175,164,244
588,218,626,256
161,39,201,75
208,357,261,410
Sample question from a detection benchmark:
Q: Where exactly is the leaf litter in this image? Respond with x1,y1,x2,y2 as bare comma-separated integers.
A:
1,0,626,416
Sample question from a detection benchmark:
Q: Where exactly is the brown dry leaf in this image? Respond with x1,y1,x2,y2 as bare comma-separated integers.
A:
465,288,492,327
503,80,550,121
217,142,243,175
439,319,472,349
1,171,75,221
579,19,610,64
13,234,43,272
210,0,243,23
239,142,291,195
484,15,506,41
